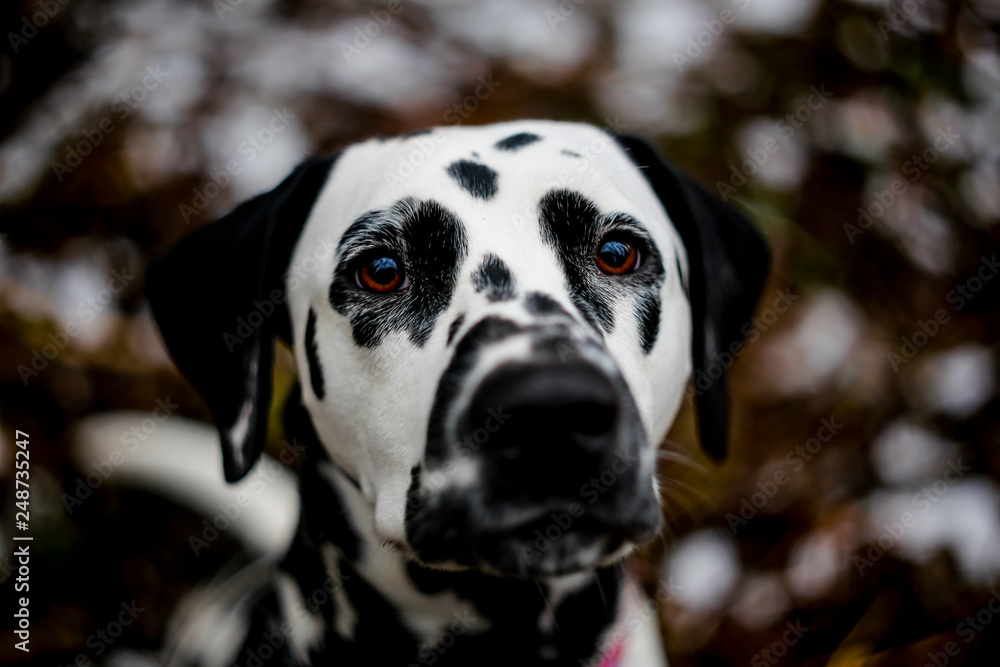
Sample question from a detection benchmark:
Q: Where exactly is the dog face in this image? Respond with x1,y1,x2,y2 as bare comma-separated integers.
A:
147,120,769,577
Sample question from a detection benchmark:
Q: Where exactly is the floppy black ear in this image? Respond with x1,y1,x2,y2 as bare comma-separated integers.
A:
147,156,336,481
615,135,770,460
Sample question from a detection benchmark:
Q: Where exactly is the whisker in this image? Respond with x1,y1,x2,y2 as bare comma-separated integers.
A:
595,569,609,615
536,579,561,634
660,475,714,507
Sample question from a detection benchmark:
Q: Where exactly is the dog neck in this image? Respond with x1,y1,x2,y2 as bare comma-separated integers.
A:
281,391,633,666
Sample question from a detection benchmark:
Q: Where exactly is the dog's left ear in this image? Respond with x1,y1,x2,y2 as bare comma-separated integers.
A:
147,156,336,482
615,135,770,460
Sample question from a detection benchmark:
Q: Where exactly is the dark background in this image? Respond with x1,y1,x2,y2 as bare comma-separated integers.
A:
1,0,999,665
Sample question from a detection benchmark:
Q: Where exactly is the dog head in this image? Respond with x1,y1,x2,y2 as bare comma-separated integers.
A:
147,121,768,577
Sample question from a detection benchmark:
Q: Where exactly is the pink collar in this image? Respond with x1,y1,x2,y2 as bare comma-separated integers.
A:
599,640,625,667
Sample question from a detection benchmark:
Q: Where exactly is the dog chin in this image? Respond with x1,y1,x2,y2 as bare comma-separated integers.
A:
410,512,660,578
474,530,621,578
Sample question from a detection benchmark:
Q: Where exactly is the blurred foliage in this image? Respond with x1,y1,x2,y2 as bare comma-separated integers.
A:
1,0,999,665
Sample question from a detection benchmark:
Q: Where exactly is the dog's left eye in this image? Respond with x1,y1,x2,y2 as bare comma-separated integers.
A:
355,256,407,292
595,239,640,275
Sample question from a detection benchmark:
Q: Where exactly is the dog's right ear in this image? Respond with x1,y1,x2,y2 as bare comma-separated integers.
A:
147,156,336,482
614,135,770,461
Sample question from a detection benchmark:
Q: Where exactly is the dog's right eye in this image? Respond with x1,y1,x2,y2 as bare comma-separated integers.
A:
355,256,407,292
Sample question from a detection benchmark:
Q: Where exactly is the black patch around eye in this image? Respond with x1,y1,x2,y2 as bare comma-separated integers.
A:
472,254,515,302
446,160,498,200
524,292,569,317
537,190,614,334
329,199,468,348
537,190,666,350
494,132,541,151
305,307,325,399
447,314,465,345
561,149,582,158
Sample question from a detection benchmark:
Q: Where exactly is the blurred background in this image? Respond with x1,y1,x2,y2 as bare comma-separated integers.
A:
1,0,999,664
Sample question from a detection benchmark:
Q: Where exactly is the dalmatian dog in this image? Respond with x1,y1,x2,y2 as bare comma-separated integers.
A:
146,120,769,667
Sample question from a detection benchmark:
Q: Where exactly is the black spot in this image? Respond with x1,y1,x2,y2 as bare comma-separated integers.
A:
537,190,614,333
525,292,569,317
537,190,665,347
447,314,465,345
472,254,515,302
401,128,432,138
446,160,498,200
495,132,541,151
404,465,422,525
330,199,468,348
638,293,661,353
560,149,582,158
305,307,325,399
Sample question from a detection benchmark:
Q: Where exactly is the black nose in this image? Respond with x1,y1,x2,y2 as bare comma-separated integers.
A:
460,362,621,482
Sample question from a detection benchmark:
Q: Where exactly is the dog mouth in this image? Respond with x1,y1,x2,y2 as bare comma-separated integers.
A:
405,488,663,577
468,507,660,577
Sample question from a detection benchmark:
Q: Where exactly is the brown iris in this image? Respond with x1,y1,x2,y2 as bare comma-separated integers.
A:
356,256,405,292
595,239,639,274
